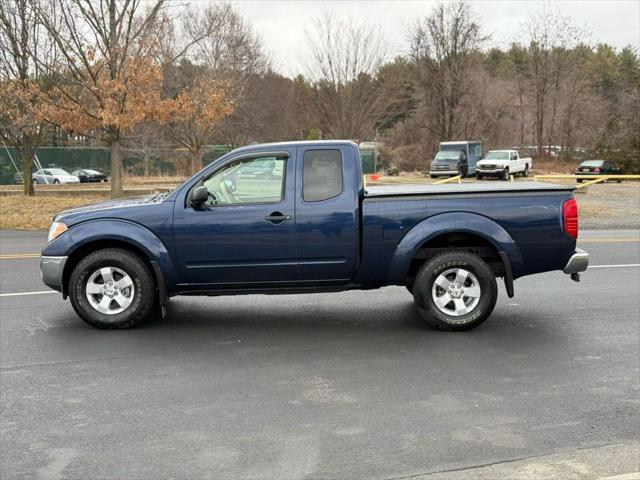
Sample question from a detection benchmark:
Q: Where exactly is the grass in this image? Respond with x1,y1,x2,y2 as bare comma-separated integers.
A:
0,195,103,230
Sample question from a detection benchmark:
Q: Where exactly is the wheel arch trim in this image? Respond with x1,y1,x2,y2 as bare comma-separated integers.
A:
387,212,524,286
48,219,175,298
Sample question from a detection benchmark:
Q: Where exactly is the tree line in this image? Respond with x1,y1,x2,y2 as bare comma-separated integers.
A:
1,1,638,197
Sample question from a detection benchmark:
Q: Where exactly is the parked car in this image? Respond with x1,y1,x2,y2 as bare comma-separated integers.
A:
234,158,276,178
476,150,533,180
71,169,108,183
430,140,483,178
575,160,622,183
32,168,80,185
40,140,588,332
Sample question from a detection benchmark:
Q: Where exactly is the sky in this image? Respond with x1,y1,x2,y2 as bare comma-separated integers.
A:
225,0,640,76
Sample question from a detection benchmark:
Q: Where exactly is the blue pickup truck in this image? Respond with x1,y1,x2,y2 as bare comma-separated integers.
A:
40,140,589,331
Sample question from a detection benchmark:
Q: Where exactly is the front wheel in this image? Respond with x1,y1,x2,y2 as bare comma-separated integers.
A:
476,173,482,181
69,248,156,329
54,179,60,185
502,168,510,181
412,251,498,331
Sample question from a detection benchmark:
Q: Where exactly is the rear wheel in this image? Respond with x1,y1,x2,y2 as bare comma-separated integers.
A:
69,248,156,329
412,251,498,331
523,165,529,177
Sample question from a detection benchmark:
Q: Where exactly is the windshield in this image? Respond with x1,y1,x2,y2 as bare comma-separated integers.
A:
485,151,510,160
48,169,70,175
435,151,460,161
84,169,101,174
580,160,604,167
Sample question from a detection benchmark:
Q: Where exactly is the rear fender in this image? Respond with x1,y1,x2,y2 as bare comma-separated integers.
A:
387,212,524,285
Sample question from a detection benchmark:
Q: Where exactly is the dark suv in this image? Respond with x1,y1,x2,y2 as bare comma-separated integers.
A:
429,150,468,178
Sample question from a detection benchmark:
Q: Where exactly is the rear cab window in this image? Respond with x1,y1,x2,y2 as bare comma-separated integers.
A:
302,150,343,202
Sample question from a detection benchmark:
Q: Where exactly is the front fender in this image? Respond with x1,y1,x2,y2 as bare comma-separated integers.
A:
387,212,525,284
43,219,177,292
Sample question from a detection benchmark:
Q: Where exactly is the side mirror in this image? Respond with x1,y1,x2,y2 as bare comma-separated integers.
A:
191,185,208,208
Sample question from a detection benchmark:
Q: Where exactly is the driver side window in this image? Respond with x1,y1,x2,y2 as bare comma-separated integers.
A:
203,155,286,206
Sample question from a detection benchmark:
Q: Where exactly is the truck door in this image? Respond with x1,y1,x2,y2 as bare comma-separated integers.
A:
295,146,359,282
510,151,522,172
172,149,299,287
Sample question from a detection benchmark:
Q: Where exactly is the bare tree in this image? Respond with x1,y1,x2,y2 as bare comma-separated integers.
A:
0,0,56,195
304,13,388,141
164,2,267,163
409,1,487,141
521,4,588,155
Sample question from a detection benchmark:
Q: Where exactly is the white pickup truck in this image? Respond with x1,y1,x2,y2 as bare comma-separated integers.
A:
476,150,532,180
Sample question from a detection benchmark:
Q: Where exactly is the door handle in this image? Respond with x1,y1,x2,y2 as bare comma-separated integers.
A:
265,212,291,223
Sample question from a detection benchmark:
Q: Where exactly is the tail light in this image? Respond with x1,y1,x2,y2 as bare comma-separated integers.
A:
563,198,579,239
594,167,601,173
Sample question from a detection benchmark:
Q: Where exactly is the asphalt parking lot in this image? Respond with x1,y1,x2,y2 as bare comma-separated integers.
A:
1,229,639,479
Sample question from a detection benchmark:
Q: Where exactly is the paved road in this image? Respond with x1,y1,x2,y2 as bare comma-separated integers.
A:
1,230,639,479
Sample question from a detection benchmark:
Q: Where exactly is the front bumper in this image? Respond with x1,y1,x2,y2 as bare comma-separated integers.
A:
476,168,506,174
430,169,459,176
40,256,67,292
563,248,589,274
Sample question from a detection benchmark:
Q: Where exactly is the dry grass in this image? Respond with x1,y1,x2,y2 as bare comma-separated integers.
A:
0,195,103,230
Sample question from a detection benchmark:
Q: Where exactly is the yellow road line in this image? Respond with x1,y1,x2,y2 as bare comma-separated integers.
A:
578,238,640,244
0,253,41,259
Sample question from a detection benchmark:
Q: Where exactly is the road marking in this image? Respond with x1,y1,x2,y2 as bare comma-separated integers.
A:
0,253,41,259
579,238,639,244
590,264,640,269
0,291,58,297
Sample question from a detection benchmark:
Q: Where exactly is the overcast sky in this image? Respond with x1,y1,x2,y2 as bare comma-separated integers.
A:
227,0,640,76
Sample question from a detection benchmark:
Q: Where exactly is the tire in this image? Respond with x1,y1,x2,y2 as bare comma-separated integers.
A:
32,179,38,185
69,248,156,329
54,179,60,185
430,175,437,179
523,165,529,177
412,251,498,331
476,173,482,181
502,168,509,181
576,179,583,183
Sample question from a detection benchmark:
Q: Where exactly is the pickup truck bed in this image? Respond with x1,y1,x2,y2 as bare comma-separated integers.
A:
364,182,572,197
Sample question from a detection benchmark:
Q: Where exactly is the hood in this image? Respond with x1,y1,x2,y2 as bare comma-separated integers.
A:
55,194,159,220
432,159,460,165
477,159,507,166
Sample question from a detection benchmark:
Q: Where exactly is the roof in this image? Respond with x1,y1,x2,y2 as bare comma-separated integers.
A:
228,140,359,156
440,141,482,145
